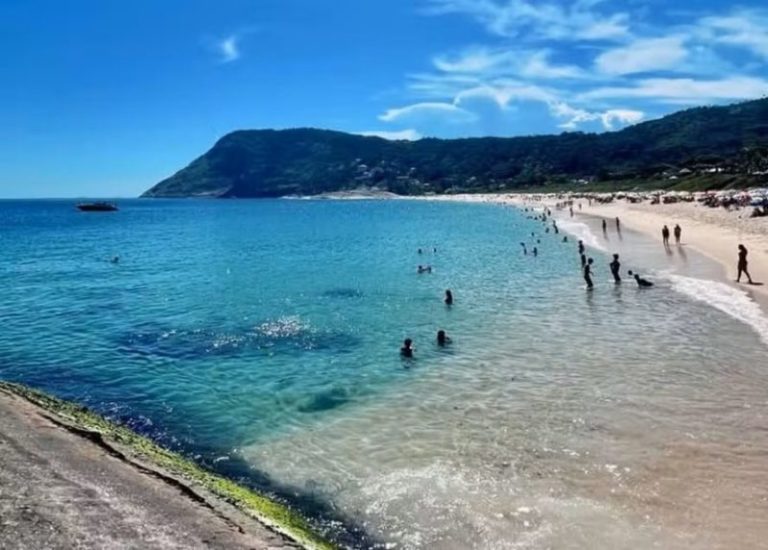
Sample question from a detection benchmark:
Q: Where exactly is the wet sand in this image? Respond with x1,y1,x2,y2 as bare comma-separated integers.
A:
0,386,301,550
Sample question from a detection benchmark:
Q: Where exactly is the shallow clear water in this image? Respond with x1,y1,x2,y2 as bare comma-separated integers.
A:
1,199,767,549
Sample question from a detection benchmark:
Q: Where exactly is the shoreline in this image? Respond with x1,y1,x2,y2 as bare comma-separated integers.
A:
419,193,768,307
0,381,334,550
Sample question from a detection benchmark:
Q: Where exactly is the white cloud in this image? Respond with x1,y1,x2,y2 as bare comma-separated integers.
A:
379,102,477,123
549,101,644,130
218,35,240,63
426,0,629,41
596,37,688,75
358,129,423,141
583,77,768,103
454,82,556,109
699,12,768,59
434,47,584,79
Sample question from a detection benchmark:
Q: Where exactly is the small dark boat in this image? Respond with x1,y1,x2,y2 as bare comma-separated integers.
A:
76,202,118,212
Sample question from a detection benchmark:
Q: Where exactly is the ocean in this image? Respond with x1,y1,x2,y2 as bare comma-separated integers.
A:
1,198,767,549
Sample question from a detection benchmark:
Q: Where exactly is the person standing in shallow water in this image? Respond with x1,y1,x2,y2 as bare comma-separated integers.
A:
400,338,414,358
674,224,682,244
609,254,621,283
662,225,670,246
444,289,453,305
436,330,451,346
737,244,754,284
578,240,585,255
584,258,595,290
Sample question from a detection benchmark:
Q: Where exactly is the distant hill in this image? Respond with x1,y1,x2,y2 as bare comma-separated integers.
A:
142,98,768,198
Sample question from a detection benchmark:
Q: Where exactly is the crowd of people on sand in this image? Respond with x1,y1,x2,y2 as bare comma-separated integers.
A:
400,204,761,359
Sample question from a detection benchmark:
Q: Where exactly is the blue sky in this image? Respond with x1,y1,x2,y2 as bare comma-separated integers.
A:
1,0,768,198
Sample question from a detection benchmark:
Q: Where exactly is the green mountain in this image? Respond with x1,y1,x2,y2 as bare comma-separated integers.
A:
142,98,768,198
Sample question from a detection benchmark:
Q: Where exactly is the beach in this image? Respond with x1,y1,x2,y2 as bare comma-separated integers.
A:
422,193,768,307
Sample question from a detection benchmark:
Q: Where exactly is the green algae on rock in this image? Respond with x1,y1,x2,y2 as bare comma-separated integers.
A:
0,381,336,550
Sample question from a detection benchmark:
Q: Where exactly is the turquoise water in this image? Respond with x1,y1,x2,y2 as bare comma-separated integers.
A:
2,199,768,548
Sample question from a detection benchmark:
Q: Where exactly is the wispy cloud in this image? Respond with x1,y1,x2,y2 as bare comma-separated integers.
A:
425,0,630,41
379,102,477,123
217,35,241,63
699,11,768,60
582,77,768,104
376,2,768,137
596,37,689,75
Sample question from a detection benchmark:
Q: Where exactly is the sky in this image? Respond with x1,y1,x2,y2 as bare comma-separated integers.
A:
1,0,768,198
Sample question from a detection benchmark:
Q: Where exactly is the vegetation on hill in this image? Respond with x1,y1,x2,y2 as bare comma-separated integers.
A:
143,98,768,198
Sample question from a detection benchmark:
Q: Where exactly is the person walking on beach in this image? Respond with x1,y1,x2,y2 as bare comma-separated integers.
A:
602,219,607,233
737,244,754,284
615,217,621,231
584,258,595,290
674,224,682,244
444,289,453,305
609,254,621,283
662,225,670,246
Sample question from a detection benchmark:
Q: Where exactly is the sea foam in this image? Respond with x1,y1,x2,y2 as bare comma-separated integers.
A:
556,218,607,252
666,274,768,348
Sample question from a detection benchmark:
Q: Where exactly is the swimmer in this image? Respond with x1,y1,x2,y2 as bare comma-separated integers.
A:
444,289,453,305
400,338,414,358
521,242,528,255
609,254,621,283
628,270,654,287
418,248,423,254
110,256,120,264
563,236,568,243
436,330,451,347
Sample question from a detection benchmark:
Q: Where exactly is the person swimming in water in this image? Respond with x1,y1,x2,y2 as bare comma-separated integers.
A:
737,244,754,284
563,236,568,243
436,330,451,346
444,289,453,305
584,258,594,289
609,254,621,283
628,270,654,287
400,338,414,358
